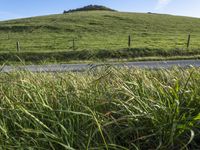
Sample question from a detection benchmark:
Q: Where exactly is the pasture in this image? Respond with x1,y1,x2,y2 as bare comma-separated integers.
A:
0,11,200,63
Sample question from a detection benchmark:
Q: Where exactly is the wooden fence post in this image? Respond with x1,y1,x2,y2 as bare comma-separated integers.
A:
187,34,191,49
128,35,131,48
7,32,10,40
73,39,75,50
16,41,20,52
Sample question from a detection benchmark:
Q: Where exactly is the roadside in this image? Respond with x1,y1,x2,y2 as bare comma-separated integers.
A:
1,59,200,73
0,48,200,66
1,54,200,66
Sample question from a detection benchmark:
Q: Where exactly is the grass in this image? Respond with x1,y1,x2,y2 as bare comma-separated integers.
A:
0,67,200,149
0,11,200,62
0,48,200,64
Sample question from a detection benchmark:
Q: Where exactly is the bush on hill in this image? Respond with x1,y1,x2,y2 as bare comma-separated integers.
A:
63,5,116,13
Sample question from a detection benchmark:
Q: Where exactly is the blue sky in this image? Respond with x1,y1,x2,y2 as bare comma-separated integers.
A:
0,0,200,21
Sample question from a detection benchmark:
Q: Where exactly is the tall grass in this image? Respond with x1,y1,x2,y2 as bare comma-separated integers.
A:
0,67,200,149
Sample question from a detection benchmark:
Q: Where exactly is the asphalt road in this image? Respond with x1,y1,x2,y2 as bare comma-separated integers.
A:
1,59,200,73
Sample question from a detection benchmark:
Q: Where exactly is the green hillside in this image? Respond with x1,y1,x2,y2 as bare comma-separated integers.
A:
0,10,200,62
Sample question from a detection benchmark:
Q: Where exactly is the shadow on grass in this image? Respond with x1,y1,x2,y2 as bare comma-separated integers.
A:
0,48,199,63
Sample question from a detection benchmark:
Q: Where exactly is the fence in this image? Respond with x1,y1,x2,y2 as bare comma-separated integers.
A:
0,31,198,52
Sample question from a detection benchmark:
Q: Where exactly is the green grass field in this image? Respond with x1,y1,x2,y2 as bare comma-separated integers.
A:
0,67,200,149
0,11,200,62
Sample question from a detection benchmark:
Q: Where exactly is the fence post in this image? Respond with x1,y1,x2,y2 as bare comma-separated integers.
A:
73,39,75,50
128,35,131,49
7,32,10,40
16,41,20,52
187,34,191,49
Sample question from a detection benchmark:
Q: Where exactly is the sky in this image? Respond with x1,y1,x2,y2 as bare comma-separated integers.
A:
0,0,200,21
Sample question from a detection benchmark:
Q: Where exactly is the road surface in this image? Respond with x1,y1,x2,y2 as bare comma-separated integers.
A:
0,59,200,73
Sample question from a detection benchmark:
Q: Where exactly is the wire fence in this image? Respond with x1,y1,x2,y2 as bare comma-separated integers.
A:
0,30,199,52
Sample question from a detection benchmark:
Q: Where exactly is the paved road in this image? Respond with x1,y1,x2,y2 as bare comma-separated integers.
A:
1,59,200,73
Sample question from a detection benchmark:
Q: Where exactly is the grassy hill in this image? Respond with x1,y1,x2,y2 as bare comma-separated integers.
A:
0,10,200,63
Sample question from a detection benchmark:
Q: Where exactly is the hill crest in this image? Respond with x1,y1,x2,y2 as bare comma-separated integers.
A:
63,5,116,13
